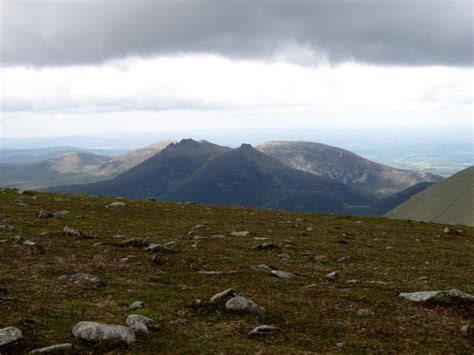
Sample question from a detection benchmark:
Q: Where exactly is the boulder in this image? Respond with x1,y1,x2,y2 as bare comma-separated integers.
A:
225,296,266,316
0,326,22,347
29,343,72,353
399,289,474,303
72,321,135,345
125,315,154,334
249,264,297,280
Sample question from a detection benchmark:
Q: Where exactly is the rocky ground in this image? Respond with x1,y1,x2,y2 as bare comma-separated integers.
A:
0,188,473,353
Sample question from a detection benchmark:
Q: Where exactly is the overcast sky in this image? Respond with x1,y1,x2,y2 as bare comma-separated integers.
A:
0,0,472,139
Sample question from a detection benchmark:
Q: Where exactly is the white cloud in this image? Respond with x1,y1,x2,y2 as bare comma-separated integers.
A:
1,55,472,137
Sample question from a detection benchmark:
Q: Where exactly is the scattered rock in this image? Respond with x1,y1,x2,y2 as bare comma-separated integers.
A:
278,253,290,260
337,256,349,262
252,243,280,251
59,273,105,288
145,242,176,253
356,309,374,317
72,321,135,345
249,264,298,280
107,202,127,207
125,314,154,334
209,288,240,304
314,255,326,262
112,235,125,239
52,211,69,217
225,296,266,316
120,238,150,247
63,226,88,238
197,271,224,275
128,301,144,310
0,225,15,232
53,197,70,202
461,324,472,336
29,343,73,353
38,211,54,219
399,289,474,303
230,230,250,237
151,255,162,265
0,326,22,347
324,271,338,281
248,324,276,336
22,240,36,246
442,227,450,234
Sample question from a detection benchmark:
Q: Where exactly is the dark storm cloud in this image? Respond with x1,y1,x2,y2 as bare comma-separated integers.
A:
1,0,472,67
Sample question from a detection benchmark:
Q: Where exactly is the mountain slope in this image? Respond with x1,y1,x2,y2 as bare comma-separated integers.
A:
0,152,112,190
257,141,442,198
51,141,374,214
162,144,374,213
84,140,174,179
386,166,474,226
49,139,231,198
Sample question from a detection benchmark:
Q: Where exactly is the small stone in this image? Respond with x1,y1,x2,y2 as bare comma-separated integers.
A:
278,253,290,260
0,326,22,347
336,342,345,348
145,243,176,253
252,243,280,251
112,234,125,239
460,324,471,335
120,238,150,247
107,202,127,207
225,296,266,316
38,211,54,219
443,227,450,234
230,230,250,237
29,343,73,353
209,288,240,304
0,225,15,232
52,211,69,217
63,226,85,238
197,271,224,275
151,255,162,265
125,314,154,334
325,271,338,281
337,256,349,262
60,273,105,288
72,321,135,345
314,255,326,262
22,240,36,246
356,309,374,317
248,324,275,336
128,301,144,309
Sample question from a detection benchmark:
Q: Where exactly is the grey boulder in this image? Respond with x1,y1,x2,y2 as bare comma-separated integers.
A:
72,321,135,345
225,296,266,316
125,315,154,334
399,289,474,303
0,326,22,347
209,288,240,304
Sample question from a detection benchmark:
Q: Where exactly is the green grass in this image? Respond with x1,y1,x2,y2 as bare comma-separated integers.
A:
0,188,473,353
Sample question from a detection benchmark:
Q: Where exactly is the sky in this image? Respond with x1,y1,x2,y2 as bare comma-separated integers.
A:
0,0,472,141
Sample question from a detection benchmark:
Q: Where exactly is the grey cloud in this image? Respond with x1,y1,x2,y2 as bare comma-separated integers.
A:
1,1,472,67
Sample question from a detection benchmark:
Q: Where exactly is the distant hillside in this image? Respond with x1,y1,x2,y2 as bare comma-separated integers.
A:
49,140,374,214
348,182,435,216
49,139,232,199
84,140,174,179
386,166,474,226
257,141,442,198
0,152,112,190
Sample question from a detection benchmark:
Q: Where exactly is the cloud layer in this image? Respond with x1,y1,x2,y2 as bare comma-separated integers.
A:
2,1,472,67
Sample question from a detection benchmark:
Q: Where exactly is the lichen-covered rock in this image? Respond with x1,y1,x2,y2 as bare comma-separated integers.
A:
72,321,135,345
125,314,154,334
0,326,22,347
399,289,474,303
225,296,266,316
29,343,72,353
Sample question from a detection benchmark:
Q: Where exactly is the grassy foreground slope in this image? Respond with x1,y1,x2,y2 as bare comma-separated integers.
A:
0,188,473,353
386,166,474,227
